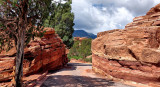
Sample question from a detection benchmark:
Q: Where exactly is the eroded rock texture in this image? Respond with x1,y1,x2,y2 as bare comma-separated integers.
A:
0,28,68,82
92,4,160,85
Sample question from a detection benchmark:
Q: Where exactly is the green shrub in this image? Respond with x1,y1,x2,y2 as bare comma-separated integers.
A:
68,38,92,62
84,58,92,63
68,56,82,61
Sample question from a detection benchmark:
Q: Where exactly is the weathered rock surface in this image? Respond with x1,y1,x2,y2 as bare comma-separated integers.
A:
74,37,88,41
0,28,68,82
92,4,160,86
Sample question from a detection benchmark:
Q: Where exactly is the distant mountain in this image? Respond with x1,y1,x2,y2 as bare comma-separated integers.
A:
73,30,97,39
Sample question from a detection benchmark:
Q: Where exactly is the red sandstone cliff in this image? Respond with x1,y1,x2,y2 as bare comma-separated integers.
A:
92,4,160,86
0,28,68,82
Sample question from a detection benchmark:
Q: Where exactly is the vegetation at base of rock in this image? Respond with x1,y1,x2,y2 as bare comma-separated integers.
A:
44,0,74,48
68,38,92,62
84,58,92,63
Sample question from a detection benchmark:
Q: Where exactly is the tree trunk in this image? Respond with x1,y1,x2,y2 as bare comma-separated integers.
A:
15,29,25,87
14,1,28,86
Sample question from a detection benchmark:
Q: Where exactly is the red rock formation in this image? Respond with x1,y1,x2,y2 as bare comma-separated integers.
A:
92,4,160,86
0,28,68,82
74,37,88,41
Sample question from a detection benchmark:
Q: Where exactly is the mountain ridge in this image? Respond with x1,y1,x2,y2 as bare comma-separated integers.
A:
73,30,97,39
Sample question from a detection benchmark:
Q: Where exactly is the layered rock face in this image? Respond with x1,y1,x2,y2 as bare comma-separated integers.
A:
92,4,160,85
0,28,68,82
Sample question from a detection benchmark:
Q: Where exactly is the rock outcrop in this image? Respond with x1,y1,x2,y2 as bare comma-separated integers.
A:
0,28,68,82
92,4,160,86
74,37,88,41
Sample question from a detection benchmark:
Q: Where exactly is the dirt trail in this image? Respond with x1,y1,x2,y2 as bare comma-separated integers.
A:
40,61,134,87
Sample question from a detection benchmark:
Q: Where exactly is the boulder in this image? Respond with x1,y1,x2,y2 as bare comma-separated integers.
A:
0,28,68,82
92,4,160,86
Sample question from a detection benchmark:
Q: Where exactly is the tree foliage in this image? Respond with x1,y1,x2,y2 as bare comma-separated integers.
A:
0,0,52,51
68,38,92,60
0,0,53,86
44,0,74,48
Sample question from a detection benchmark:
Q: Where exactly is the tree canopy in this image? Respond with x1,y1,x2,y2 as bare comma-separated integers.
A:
44,0,74,48
0,0,52,50
68,38,92,60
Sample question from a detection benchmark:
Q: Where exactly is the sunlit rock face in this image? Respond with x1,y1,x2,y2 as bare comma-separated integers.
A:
0,28,68,82
92,4,160,85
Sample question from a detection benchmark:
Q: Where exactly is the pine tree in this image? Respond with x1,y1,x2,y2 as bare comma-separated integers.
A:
44,0,74,48
0,0,52,86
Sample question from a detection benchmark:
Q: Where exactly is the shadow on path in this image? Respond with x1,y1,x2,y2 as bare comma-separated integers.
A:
41,75,115,87
49,63,92,73
41,63,132,87
68,63,92,66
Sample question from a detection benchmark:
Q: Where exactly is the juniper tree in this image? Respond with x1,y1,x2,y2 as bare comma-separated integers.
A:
0,0,52,86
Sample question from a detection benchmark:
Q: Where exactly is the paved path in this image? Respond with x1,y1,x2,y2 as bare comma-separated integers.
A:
41,63,133,87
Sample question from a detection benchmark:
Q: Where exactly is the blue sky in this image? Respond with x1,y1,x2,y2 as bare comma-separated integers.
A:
71,0,160,34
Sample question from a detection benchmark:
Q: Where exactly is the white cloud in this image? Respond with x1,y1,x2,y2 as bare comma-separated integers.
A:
52,0,66,4
154,0,160,5
71,0,160,34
